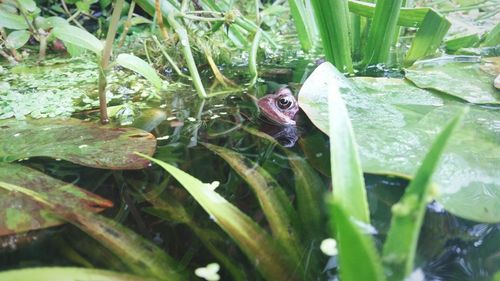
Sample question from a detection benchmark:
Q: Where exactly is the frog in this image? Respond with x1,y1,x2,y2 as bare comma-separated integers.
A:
257,87,299,126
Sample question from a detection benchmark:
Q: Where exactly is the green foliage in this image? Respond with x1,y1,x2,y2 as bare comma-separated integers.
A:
298,60,500,223
0,267,153,281
137,153,302,281
52,25,104,55
310,0,353,73
116,54,165,90
382,109,466,280
5,30,30,49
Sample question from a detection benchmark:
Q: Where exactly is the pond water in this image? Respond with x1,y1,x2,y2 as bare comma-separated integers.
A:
0,56,499,281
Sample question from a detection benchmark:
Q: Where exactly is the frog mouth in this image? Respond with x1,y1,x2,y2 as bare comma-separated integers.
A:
260,110,296,126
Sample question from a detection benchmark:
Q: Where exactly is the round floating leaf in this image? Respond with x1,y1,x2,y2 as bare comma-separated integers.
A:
5,30,30,49
405,57,500,104
0,163,113,236
0,118,156,169
298,64,500,223
52,24,103,55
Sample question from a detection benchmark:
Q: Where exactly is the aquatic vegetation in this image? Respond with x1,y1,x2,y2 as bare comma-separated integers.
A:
0,0,498,280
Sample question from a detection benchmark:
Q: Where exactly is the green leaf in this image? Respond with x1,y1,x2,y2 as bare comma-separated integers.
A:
445,33,481,52
299,62,370,223
405,56,499,104
363,0,403,66
5,30,30,49
0,180,185,281
482,23,500,47
288,0,314,51
0,267,153,281
310,0,353,73
0,9,29,30
405,10,451,65
203,143,304,264
0,118,156,170
52,24,103,55
332,201,386,281
136,153,301,281
0,163,112,236
36,16,68,29
116,54,164,90
348,0,428,27
298,64,500,223
17,0,36,12
382,110,466,280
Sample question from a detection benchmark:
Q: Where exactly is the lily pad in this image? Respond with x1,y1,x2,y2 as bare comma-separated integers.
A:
0,118,156,169
405,56,500,104
298,63,500,223
0,163,113,236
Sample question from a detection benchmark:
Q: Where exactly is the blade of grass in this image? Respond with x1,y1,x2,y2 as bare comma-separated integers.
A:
348,0,428,28
310,0,353,73
242,126,325,241
248,29,261,86
319,62,370,223
288,0,314,51
167,12,208,98
136,153,301,281
382,109,467,281
404,10,450,65
0,181,186,281
202,143,304,266
363,0,403,66
0,267,153,281
332,201,386,281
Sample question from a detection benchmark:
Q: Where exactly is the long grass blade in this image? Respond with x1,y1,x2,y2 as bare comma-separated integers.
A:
136,153,301,281
0,181,185,281
310,0,353,73
0,267,153,281
404,10,451,65
288,0,314,51
348,0,428,28
320,62,370,223
382,109,467,281
363,0,403,66
332,201,386,281
202,143,304,264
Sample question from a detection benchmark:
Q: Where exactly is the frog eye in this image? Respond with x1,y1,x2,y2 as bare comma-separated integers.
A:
277,97,293,109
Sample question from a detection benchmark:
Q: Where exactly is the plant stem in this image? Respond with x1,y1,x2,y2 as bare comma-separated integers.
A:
168,13,207,98
118,0,136,48
155,0,170,41
98,0,125,124
152,35,191,79
248,29,261,86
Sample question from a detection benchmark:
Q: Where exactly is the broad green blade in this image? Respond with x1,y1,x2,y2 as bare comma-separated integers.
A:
332,201,386,281
52,25,104,55
363,0,403,66
0,267,153,281
136,153,301,281
299,62,370,223
203,143,304,264
5,30,30,49
0,10,29,30
382,110,466,281
116,54,164,89
445,34,480,52
310,0,353,73
405,10,451,65
0,181,185,281
288,0,314,51
348,0,428,27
